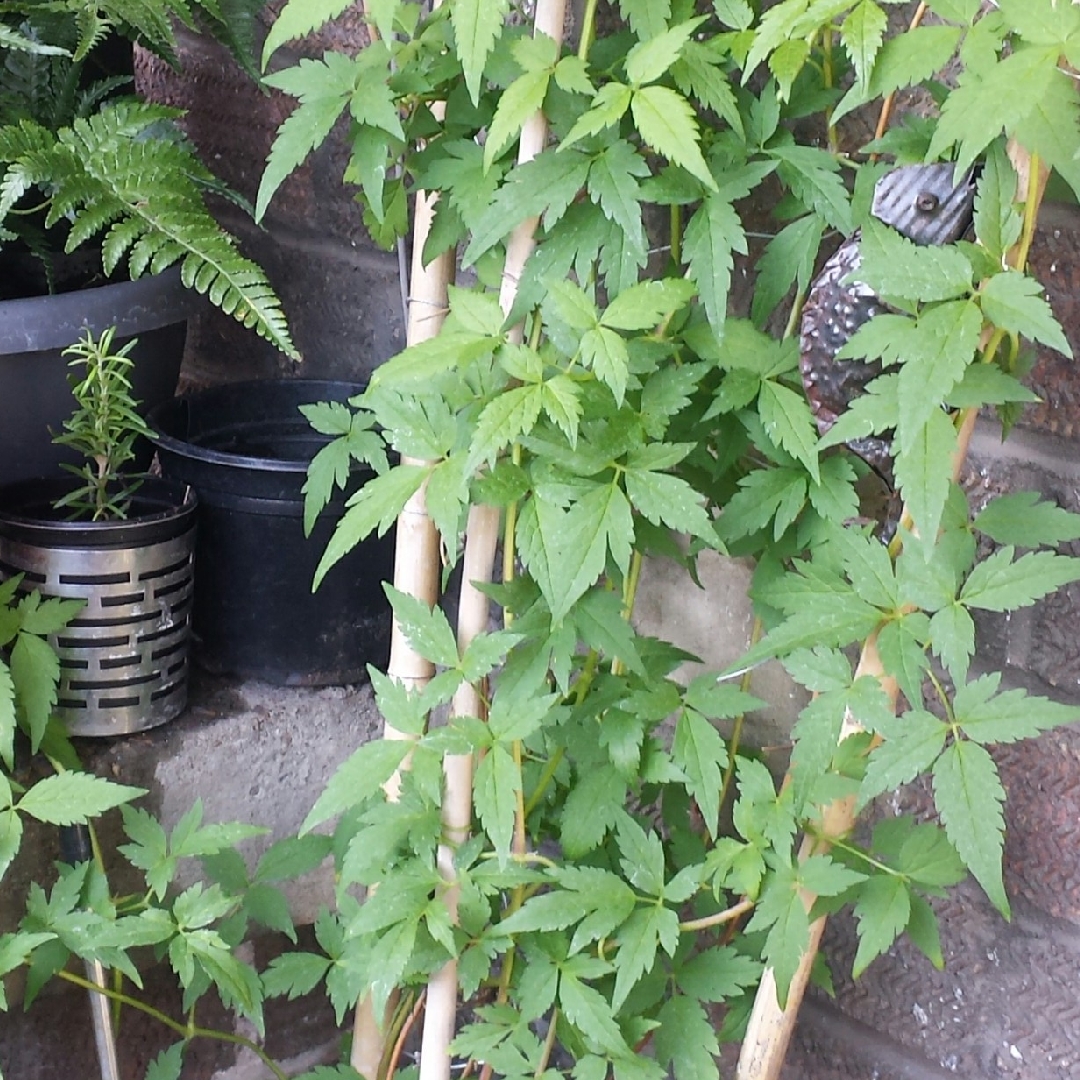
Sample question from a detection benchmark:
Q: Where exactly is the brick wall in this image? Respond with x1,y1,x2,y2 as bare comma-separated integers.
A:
768,207,1080,1080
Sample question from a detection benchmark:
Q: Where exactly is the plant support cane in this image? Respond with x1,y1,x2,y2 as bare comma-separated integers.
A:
415,0,569,1076
350,7,454,1076
736,142,1049,1080
59,824,120,1080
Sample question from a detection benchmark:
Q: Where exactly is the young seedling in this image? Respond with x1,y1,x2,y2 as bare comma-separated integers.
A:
52,327,155,521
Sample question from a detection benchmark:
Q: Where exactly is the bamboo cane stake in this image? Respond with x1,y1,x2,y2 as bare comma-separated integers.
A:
415,3,569,1078
351,22,453,1074
735,145,1044,1080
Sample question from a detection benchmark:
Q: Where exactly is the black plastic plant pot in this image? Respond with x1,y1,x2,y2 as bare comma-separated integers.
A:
0,267,201,485
0,476,198,737
148,379,394,687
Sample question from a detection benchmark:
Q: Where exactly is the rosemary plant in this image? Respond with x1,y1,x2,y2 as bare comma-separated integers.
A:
52,327,155,521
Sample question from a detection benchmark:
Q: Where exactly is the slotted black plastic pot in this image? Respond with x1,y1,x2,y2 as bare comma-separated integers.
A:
148,379,393,686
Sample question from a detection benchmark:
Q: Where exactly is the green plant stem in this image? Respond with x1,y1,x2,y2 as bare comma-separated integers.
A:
610,550,644,677
678,897,754,933
925,667,954,722
806,832,900,878
378,989,420,1080
621,550,643,620
502,444,522,607
58,970,288,1080
481,850,559,869
821,28,838,155
535,1009,559,1078
717,616,763,816
782,291,804,340
1014,151,1042,271
670,205,682,266
577,0,600,60
524,747,564,818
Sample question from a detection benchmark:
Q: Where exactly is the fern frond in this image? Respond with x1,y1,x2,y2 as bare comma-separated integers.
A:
191,0,265,80
0,160,33,217
74,74,132,117
0,117,57,162
100,212,143,272
0,25,66,126
96,0,179,57
72,9,110,62
66,195,124,248
43,102,298,356
0,23,69,57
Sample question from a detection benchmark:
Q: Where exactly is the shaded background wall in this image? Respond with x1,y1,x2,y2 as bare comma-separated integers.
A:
135,3,407,386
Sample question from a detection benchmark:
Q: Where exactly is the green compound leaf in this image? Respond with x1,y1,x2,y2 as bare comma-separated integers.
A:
262,952,332,1000
314,464,428,587
625,19,702,86
953,673,1079,744
559,969,628,1055
932,738,1009,916
256,55,358,221
654,996,720,1080
11,631,60,753
859,711,948,809
894,407,957,555
769,144,853,235
301,739,412,833
475,743,520,865
146,1043,185,1080
896,300,981,453
959,548,1080,612
0,809,22,882
384,584,459,669
980,271,1073,357
560,765,627,858
611,904,679,1011
744,863,811,1008
751,214,824,329
758,381,820,484
857,219,973,306
929,603,976,685
581,326,630,405
684,190,746,336
631,85,716,190
484,63,552,171
561,82,634,148
674,709,727,840
0,661,14,771
974,140,1022,263
452,0,511,104
500,866,635,941
261,0,353,67
974,492,1080,547
587,140,649,254
851,874,910,978
17,773,145,826
625,468,713,539
840,0,887,96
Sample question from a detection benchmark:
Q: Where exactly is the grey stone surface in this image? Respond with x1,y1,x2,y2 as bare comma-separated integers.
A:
633,548,809,752
1,672,384,940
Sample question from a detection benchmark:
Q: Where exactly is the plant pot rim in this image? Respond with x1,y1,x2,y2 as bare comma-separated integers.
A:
148,378,366,476
0,266,205,356
0,476,197,548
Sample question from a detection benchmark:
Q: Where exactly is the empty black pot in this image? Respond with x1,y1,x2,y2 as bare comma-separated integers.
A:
148,380,393,686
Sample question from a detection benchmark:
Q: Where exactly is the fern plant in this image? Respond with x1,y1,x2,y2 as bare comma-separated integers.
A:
0,0,297,358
